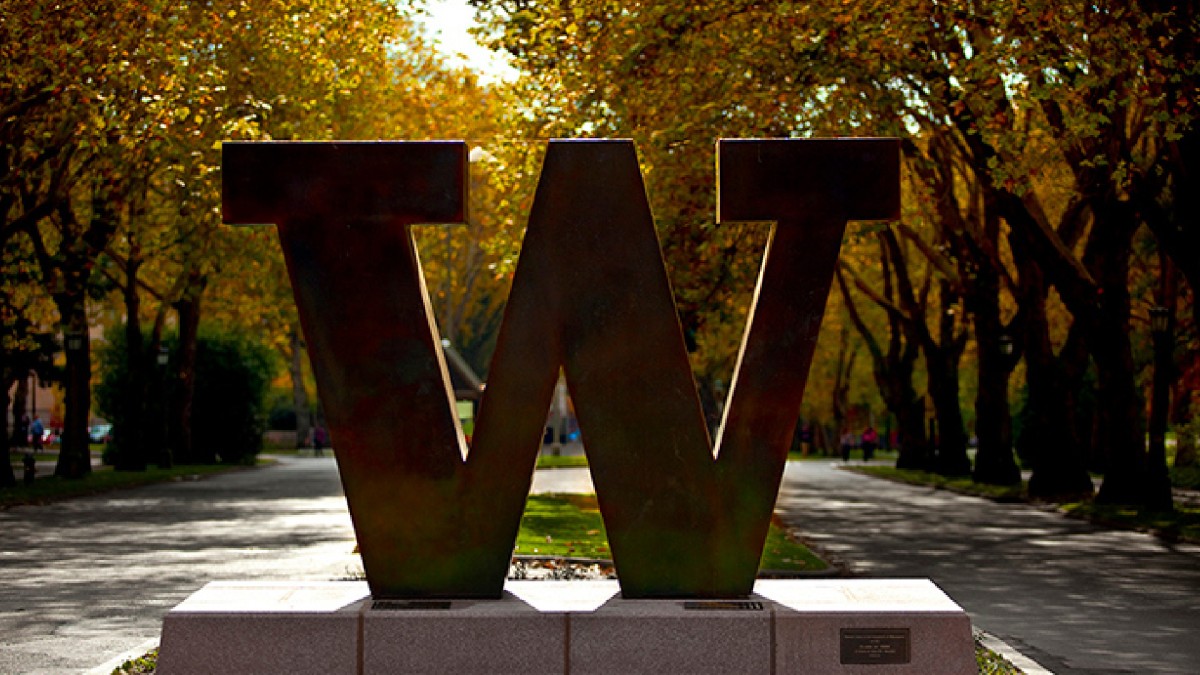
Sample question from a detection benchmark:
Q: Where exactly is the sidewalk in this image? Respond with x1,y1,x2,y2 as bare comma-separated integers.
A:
0,451,592,674
0,456,360,674
8,448,105,481
775,461,1200,674
4,454,1193,673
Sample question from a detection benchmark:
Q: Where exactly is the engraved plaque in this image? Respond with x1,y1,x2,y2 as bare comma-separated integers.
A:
840,628,911,665
682,601,764,611
372,600,453,611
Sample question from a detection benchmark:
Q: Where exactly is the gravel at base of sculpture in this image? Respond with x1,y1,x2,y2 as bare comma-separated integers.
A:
338,557,617,583
508,558,617,581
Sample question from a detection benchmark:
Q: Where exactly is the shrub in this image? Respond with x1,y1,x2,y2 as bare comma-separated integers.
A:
1173,416,1199,470
265,389,302,431
94,326,163,467
190,327,275,465
96,325,276,466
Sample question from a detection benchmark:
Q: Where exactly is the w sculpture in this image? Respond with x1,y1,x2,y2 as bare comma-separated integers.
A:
222,138,899,600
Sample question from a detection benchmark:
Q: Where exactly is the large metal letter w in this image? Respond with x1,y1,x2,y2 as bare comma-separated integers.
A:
223,139,898,599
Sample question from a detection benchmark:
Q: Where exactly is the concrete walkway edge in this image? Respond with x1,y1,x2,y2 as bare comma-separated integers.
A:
85,638,159,675
978,631,1054,675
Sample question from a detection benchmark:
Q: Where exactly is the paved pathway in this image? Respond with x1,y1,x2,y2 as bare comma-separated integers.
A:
775,461,1200,674
0,454,596,673
0,457,360,674
3,456,1197,673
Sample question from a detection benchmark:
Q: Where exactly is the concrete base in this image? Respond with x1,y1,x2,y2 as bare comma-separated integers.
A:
158,579,974,674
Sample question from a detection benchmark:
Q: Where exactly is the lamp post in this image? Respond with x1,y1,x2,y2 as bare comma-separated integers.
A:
157,345,172,468
1147,306,1174,510
998,333,1014,357
59,327,88,477
29,369,37,429
1149,306,1169,335
30,350,52,438
65,329,85,354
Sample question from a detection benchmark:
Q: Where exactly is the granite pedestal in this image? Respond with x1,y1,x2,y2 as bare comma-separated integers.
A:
158,579,974,674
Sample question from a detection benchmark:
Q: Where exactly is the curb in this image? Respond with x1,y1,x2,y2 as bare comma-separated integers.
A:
977,630,1055,674
86,637,160,675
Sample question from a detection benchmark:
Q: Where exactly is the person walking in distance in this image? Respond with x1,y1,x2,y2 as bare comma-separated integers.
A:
861,425,878,462
313,426,327,457
29,414,44,452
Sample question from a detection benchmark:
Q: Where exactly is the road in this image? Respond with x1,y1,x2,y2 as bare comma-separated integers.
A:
775,461,1200,674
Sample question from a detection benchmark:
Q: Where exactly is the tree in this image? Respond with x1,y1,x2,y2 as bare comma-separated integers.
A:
473,0,1194,506
837,235,930,469
0,239,58,487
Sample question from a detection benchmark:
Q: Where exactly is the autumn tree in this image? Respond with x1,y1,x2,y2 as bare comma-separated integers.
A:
1,0,164,477
474,0,1194,507
0,239,58,486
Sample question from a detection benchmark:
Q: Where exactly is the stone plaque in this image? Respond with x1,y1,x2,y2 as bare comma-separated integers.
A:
839,627,911,665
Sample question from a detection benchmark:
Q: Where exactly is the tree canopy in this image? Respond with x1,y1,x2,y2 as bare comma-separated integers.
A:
470,0,1198,504
3,0,1196,510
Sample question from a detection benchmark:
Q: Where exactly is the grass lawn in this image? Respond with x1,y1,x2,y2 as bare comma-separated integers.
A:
1,463,252,509
976,637,1023,674
1061,501,1200,542
788,449,901,462
516,493,828,573
1172,465,1200,490
534,454,590,470
539,452,901,468
517,493,610,558
849,465,1025,501
849,464,1200,543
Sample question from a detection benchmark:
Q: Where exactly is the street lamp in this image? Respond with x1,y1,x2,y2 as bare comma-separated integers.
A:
60,327,87,476
157,344,172,468
65,328,86,353
1147,305,1174,509
1150,306,1170,336
998,333,1014,357
29,369,38,425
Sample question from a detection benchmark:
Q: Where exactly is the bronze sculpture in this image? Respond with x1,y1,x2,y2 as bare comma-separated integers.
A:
223,138,898,599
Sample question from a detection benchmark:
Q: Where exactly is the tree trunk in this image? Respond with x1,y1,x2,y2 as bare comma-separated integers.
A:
971,286,1021,484
1144,118,1200,333
1090,208,1162,506
9,377,28,448
928,351,969,475
1002,216,1093,499
928,286,969,476
835,267,929,469
54,305,92,479
116,254,147,471
831,327,856,437
289,326,312,449
909,138,1009,479
891,383,929,470
1146,300,1176,511
1118,250,1174,511
173,272,206,464
1,377,16,488
1022,307,1095,500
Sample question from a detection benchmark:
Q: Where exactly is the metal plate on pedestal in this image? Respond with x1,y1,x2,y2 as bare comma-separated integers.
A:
840,627,911,665
682,601,765,611
372,600,453,611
